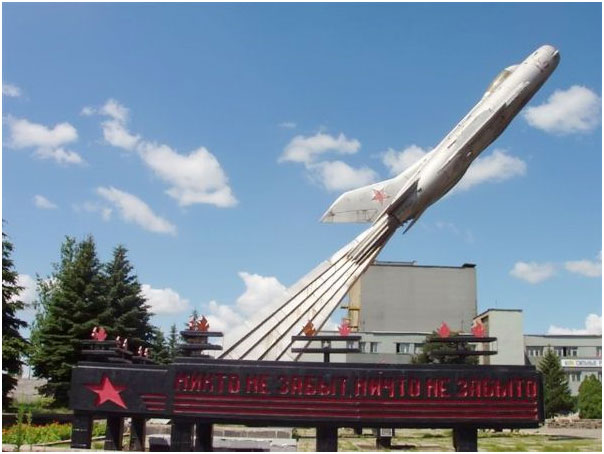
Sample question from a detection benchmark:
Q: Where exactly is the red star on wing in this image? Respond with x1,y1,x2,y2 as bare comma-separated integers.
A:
371,189,390,205
86,375,127,409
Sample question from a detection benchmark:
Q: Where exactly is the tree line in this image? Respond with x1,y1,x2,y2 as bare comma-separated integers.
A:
2,231,182,408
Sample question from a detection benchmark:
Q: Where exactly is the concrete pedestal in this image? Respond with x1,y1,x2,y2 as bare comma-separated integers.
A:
316,426,338,452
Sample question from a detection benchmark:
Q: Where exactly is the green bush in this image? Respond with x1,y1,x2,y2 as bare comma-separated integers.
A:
577,375,602,419
2,421,106,445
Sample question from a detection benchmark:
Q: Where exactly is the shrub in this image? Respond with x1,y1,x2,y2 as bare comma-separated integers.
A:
2,421,106,445
577,375,602,419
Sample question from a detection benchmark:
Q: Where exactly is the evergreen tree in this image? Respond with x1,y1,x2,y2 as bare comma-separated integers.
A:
577,375,601,419
538,348,574,418
105,245,153,344
30,236,111,406
167,323,179,360
150,327,171,364
412,331,478,365
2,231,29,408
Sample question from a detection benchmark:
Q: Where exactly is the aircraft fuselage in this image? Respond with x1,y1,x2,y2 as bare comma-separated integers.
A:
391,45,560,225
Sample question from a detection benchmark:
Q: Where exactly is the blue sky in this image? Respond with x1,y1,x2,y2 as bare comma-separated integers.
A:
3,3,601,339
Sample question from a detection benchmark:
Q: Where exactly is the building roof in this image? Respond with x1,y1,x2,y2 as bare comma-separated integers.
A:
372,261,476,269
475,308,523,318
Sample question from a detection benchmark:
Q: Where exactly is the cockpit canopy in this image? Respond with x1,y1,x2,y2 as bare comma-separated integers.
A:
484,65,519,96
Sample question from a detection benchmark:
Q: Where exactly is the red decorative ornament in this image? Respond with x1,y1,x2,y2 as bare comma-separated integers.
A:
197,316,210,332
187,316,196,330
302,321,316,337
91,326,98,339
85,375,127,409
137,346,144,356
471,321,486,338
96,327,107,342
338,319,351,336
437,322,451,338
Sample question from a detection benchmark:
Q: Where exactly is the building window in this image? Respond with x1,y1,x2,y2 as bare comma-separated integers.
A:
527,347,543,357
396,343,412,354
567,372,581,382
359,342,366,353
369,342,379,353
597,347,602,358
415,343,424,354
554,346,576,357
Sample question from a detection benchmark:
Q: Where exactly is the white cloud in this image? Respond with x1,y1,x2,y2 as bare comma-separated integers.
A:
565,251,602,278
95,99,140,150
548,314,602,335
102,119,141,150
97,186,177,235
524,85,601,134
280,132,375,192
7,116,77,149
6,116,83,165
206,300,244,333
382,145,428,175
310,160,377,191
35,147,84,165
139,142,237,207
96,98,237,208
280,132,361,165
33,195,58,210
74,201,113,221
205,271,287,333
100,98,130,123
236,272,287,315
3,82,21,97
141,284,190,314
81,106,95,116
458,149,526,191
279,122,297,129
17,274,37,306
510,261,556,284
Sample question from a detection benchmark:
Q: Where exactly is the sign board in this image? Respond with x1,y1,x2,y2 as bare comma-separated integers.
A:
560,359,602,368
70,359,544,429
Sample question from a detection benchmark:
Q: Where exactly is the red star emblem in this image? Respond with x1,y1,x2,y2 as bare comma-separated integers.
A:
86,375,127,409
371,189,389,205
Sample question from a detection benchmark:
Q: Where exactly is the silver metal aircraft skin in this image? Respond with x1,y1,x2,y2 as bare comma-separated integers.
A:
321,44,560,231
221,45,559,361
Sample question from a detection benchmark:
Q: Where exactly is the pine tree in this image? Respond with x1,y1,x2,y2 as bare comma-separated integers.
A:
577,375,601,419
538,348,574,418
2,231,29,408
168,324,179,360
150,327,171,364
30,236,111,406
105,245,153,344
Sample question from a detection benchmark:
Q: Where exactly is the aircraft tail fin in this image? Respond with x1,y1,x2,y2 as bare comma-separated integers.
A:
320,182,385,223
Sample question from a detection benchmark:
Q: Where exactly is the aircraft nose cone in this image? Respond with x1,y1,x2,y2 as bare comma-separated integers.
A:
539,44,557,54
533,45,560,71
